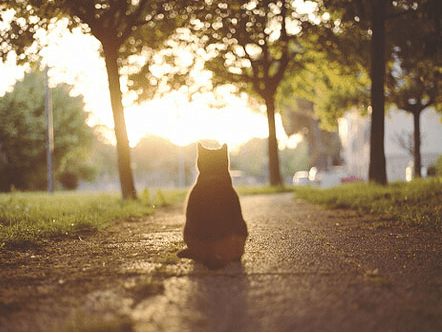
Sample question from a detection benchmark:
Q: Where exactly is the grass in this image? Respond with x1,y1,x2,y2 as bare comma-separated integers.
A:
235,184,295,195
0,184,287,249
294,177,442,231
0,189,187,249
2,179,439,248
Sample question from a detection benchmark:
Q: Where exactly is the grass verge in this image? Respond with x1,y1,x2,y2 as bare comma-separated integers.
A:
0,189,187,249
235,184,295,195
294,177,442,231
0,185,291,249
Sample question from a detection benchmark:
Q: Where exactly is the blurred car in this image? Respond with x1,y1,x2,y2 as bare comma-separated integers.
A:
316,170,346,188
308,167,320,186
317,168,363,187
292,171,310,186
341,175,363,184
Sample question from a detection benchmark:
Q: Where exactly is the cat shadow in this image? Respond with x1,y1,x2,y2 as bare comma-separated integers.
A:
186,260,258,331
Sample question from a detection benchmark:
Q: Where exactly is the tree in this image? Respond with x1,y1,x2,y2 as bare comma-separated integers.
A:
279,97,342,170
368,0,388,185
277,49,368,170
0,70,95,191
1,0,182,199
311,0,440,184
279,50,371,131
160,0,312,186
386,3,442,178
309,0,389,184
388,64,441,178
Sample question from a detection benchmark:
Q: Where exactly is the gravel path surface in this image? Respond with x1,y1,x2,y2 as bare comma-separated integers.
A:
1,192,442,331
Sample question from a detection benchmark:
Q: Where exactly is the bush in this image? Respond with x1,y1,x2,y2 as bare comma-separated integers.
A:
58,172,79,190
433,155,442,176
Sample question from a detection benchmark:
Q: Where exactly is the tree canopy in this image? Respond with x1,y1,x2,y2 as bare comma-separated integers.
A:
142,0,318,186
1,0,185,198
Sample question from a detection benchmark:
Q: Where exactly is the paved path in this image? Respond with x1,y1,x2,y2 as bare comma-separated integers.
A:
2,193,442,331
131,193,442,331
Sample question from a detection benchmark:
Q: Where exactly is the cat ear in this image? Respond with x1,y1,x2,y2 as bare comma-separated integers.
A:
222,143,228,152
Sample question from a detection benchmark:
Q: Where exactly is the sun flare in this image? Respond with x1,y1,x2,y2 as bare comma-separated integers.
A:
123,95,281,150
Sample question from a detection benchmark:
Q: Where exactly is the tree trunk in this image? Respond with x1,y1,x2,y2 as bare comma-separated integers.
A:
368,0,388,185
264,95,283,186
413,109,422,178
102,42,137,200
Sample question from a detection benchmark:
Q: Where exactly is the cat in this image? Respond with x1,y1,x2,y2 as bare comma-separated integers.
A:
178,143,248,269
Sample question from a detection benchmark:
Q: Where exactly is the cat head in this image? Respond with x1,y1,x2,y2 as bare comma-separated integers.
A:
197,143,229,176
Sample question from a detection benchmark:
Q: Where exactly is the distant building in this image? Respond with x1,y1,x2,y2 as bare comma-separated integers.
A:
339,108,442,182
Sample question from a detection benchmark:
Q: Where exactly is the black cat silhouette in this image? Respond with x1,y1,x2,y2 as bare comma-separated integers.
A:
178,143,248,269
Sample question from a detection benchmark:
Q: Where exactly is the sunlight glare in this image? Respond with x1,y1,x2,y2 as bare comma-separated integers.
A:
124,95,280,150
1,18,296,152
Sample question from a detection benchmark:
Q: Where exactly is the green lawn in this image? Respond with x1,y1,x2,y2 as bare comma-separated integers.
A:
235,184,295,195
2,179,439,249
0,189,187,248
0,185,287,248
294,177,442,231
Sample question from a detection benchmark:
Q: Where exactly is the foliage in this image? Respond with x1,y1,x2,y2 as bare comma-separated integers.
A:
0,0,183,67
192,1,306,96
58,171,79,190
0,70,95,191
431,155,442,176
315,0,440,73
278,54,371,131
295,177,442,231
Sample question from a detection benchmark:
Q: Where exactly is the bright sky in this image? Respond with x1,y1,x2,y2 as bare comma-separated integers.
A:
0,17,304,151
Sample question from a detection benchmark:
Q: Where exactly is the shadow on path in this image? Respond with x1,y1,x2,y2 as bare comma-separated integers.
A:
132,261,257,331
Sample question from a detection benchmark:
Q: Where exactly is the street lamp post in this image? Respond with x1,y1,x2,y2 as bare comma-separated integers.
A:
45,66,54,193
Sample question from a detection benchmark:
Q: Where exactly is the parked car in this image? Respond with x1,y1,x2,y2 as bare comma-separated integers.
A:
317,168,363,187
308,167,320,186
341,175,363,184
316,170,347,188
292,171,310,186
